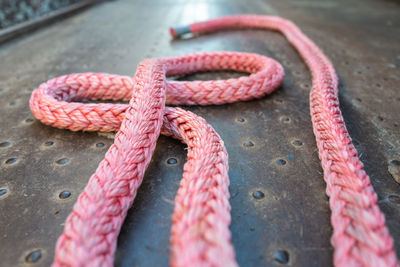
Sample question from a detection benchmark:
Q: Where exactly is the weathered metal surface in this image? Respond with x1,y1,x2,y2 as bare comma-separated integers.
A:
0,0,85,29
0,0,101,43
0,0,399,266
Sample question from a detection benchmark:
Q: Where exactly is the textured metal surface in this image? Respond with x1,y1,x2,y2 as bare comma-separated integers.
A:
0,0,399,266
0,0,84,29
0,0,101,44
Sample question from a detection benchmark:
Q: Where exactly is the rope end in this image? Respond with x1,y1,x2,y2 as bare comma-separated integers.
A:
169,25,191,39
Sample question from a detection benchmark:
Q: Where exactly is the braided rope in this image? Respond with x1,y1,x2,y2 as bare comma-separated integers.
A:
179,15,398,266
30,52,282,266
28,15,398,267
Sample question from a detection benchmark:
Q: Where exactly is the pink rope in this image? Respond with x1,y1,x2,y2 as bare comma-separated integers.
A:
30,52,282,266
29,15,398,267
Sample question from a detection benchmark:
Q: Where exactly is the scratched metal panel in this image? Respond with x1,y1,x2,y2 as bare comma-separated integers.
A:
0,0,399,266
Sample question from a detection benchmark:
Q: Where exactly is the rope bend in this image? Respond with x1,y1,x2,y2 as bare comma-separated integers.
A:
30,52,282,267
29,14,398,267
174,14,397,267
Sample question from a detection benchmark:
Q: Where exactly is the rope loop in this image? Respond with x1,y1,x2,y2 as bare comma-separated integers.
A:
29,15,398,267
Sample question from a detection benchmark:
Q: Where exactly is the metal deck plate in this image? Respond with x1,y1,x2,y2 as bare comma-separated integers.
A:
0,0,83,29
0,0,399,266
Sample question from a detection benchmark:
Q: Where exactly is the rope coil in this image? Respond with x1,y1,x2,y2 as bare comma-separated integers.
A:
29,15,398,267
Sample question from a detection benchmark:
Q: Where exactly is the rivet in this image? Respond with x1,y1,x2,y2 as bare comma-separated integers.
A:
96,142,105,148
237,117,245,123
276,159,286,165
243,141,254,147
45,141,54,146
280,116,290,123
0,188,7,197
301,83,310,89
273,250,289,264
167,158,178,165
390,160,400,166
59,191,71,199
0,141,11,147
388,195,400,204
388,160,400,184
292,140,302,146
252,191,265,200
25,250,42,263
5,157,18,164
56,158,69,165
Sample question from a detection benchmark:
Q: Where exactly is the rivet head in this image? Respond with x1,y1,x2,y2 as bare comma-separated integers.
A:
292,140,302,146
280,116,290,123
0,188,7,197
276,159,286,165
274,250,289,264
56,158,69,165
388,195,400,204
45,141,54,146
25,250,42,263
167,158,178,165
243,141,254,147
0,141,11,147
5,157,18,164
390,160,400,166
252,191,265,200
96,142,105,148
388,160,400,184
59,191,71,199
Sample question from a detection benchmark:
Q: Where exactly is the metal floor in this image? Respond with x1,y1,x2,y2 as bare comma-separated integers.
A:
0,0,399,266
0,0,83,29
